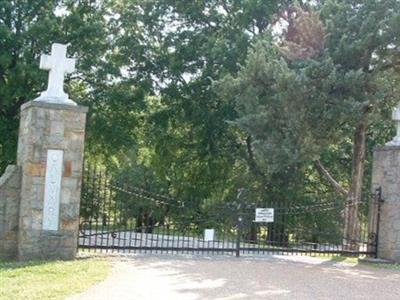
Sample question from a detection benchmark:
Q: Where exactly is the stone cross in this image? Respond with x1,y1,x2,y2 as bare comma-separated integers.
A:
386,102,400,146
34,43,76,105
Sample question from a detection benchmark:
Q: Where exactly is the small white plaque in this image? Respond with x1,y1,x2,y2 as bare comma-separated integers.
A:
204,229,215,241
42,149,64,231
255,208,274,223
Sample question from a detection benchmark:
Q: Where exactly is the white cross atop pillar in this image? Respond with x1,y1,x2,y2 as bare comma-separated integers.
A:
34,43,76,105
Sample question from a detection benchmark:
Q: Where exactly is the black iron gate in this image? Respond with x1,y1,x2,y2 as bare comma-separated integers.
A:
78,165,381,257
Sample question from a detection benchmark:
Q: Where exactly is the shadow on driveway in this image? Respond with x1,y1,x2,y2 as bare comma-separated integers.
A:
67,254,400,300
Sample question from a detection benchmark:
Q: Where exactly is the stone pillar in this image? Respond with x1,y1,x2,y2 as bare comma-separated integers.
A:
0,165,21,259
17,101,88,260
371,145,400,262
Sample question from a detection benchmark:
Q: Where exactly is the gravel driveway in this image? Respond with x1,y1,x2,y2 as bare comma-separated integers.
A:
67,255,400,300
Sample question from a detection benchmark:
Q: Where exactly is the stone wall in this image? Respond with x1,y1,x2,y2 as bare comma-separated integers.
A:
371,145,400,262
17,101,88,260
0,165,21,259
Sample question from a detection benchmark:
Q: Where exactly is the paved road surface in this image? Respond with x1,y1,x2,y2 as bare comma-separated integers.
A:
67,255,400,300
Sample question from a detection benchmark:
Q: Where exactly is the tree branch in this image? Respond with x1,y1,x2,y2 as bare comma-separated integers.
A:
245,135,267,180
371,60,400,74
314,160,348,197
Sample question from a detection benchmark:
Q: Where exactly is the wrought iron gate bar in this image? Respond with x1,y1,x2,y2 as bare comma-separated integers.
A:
79,164,378,257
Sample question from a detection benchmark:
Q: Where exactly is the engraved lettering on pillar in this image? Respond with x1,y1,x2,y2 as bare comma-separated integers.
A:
42,149,64,231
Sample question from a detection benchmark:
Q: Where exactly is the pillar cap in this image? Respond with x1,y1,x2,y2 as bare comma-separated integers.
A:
21,100,88,113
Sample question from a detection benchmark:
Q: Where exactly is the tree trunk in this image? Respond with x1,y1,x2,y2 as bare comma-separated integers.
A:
135,208,143,232
343,119,367,251
266,223,288,246
245,222,258,244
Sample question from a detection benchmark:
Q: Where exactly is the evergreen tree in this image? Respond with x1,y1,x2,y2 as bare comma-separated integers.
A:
218,1,400,249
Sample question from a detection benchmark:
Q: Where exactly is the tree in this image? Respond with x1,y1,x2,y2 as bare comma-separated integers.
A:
0,0,61,171
217,2,400,250
101,0,297,207
321,0,400,250
0,0,108,172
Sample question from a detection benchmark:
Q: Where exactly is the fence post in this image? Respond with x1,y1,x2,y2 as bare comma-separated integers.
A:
235,188,247,258
236,216,242,257
374,187,383,258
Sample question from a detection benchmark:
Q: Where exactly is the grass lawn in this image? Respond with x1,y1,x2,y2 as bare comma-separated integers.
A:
309,254,400,270
359,259,400,271
0,258,110,300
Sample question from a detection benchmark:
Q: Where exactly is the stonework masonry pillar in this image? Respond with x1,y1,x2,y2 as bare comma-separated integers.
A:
0,165,21,259
16,101,88,260
371,145,400,262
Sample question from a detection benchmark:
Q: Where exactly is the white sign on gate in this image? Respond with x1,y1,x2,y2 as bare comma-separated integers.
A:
255,208,274,223
204,229,215,241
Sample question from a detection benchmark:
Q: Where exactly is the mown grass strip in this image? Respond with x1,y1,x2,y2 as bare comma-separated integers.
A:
0,258,110,300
